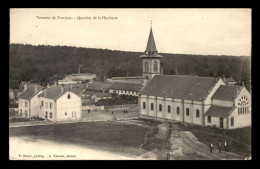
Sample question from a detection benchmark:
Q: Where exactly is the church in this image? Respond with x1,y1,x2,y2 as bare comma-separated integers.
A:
138,26,251,129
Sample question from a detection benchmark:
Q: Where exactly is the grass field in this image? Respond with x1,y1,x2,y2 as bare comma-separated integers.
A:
9,121,151,156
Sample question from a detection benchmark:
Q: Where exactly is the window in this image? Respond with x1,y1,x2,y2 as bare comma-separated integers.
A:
186,108,189,116
208,116,211,123
143,102,146,109
68,94,71,99
177,107,180,115
45,102,48,108
153,61,158,72
151,103,154,110
159,104,162,111
41,101,44,107
25,101,28,107
168,105,171,113
231,117,234,127
50,112,52,119
45,111,48,118
65,112,67,116
196,109,200,118
20,109,22,114
238,96,249,114
50,103,52,109
144,61,149,73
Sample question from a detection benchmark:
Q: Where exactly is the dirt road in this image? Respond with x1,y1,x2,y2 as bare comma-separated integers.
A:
169,124,244,160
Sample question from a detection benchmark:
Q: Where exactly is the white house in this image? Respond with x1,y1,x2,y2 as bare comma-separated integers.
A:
18,84,44,118
109,82,142,96
38,86,82,122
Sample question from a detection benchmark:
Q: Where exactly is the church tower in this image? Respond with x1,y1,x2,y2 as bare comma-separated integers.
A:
140,23,163,81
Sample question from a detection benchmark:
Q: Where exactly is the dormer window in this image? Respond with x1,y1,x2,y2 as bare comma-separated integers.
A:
68,94,71,99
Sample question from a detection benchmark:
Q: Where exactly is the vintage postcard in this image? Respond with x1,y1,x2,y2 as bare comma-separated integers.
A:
9,8,251,160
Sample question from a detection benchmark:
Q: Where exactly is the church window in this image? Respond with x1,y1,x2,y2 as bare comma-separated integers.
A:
196,109,200,118
238,96,249,114
168,105,171,113
65,112,67,116
68,94,71,99
50,112,52,119
144,61,149,73
186,108,189,116
231,117,234,127
159,104,162,111
153,61,158,72
143,102,146,109
208,116,211,123
151,103,154,110
177,107,180,115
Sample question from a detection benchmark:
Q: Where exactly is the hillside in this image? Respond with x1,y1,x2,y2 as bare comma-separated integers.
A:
9,44,251,90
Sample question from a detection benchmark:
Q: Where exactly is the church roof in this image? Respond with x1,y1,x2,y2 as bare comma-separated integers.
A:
140,28,163,58
18,85,43,100
205,106,234,118
140,75,219,101
212,85,243,101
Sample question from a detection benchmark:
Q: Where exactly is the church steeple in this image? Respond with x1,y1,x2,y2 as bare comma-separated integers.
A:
145,27,157,54
140,22,163,81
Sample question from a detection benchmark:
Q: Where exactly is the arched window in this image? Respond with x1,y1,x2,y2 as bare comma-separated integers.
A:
67,94,71,99
186,108,189,116
230,117,234,127
153,61,158,72
143,102,146,109
196,109,200,118
159,104,162,111
144,61,149,73
45,111,48,118
50,112,52,119
151,103,154,110
177,107,180,115
238,96,249,114
168,105,171,113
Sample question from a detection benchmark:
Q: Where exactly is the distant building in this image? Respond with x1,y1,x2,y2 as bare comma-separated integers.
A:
109,82,142,96
81,90,112,102
58,73,96,85
9,89,22,100
38,86,82,122
18,84,44,118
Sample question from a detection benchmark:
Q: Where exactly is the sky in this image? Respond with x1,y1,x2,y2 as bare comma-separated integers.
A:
10,8,251,56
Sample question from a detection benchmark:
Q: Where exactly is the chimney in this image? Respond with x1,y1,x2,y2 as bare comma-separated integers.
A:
34,84,37,94
242,81,245,86
222,74,226,82
24,83,28,91
44,89,47,97
160,63,163,75
61,86,64,94
102,88,105,94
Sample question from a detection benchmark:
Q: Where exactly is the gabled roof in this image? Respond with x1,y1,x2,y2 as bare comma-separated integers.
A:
212,85,243,101
81,90,112,98
87,82,113,91
205,106,234,118
111,82,142,91
18,85,43,100
140,75,219,101
38,86,81,100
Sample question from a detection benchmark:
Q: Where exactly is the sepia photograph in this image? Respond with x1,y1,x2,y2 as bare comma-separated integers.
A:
9,8,251,160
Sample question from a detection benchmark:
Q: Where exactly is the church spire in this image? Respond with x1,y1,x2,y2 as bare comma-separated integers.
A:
145,23,157,54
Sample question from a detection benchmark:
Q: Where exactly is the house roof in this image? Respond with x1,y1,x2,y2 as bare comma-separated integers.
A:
38,86,80,100
111,82,142,91
212,85,243,101
87,82,113,91
18,85,43,100
81,90,112,98
140,75,219,101
205,106,234,118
